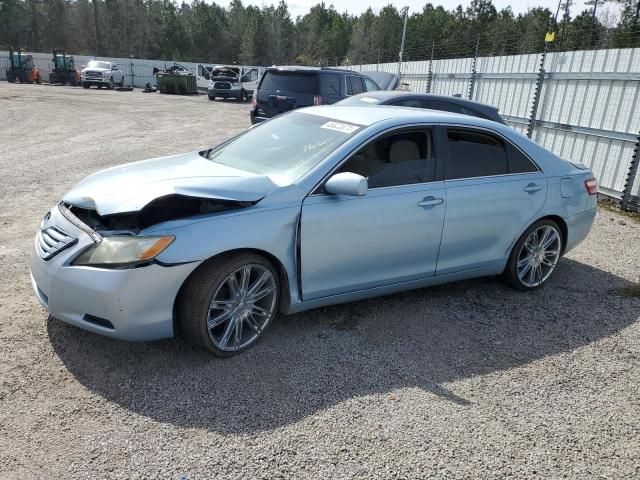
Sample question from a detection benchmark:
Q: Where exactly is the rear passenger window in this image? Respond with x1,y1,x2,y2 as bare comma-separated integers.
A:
338,130,436,188
446,129,508,180
391,99,423,108
426,99,463,114
507,143,539,173
347,76,365,95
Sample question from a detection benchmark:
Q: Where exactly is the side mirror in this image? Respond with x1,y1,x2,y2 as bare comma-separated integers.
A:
325,172,367,197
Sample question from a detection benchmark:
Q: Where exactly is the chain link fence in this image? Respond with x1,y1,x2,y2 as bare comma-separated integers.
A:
346,44,640,212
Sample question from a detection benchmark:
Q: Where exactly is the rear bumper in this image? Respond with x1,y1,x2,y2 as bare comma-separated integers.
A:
30,205,199,341
564,207,597,254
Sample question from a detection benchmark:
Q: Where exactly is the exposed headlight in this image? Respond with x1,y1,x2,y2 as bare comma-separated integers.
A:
72,235,174,268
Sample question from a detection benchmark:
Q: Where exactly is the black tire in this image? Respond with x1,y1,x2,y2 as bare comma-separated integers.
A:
119,77,125,88
108,78,114,90
177,253,280,356
239,89,246,102
503,219,563,291
209,95,215,101
82,82,90,89
97,84,103,89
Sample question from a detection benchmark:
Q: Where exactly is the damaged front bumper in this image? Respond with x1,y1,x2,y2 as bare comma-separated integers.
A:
30,204,199,341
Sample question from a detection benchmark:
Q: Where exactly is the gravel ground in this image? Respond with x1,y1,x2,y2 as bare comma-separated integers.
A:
1,83,639,479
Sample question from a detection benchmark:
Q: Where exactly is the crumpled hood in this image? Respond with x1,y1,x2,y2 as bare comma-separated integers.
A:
63,151,278,216
83,68,109,74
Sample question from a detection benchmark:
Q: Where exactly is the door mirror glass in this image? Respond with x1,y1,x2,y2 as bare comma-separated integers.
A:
325,172,368,196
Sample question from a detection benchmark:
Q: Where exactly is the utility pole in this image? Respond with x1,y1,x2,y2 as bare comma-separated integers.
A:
397,6,409,79
426,41,434,93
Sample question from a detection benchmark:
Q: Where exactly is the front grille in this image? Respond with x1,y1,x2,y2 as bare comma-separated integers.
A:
85,71,102,79
36,226,77,260
214,82,231,89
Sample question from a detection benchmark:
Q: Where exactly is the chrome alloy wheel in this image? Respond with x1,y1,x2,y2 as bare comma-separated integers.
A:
207,264,277,352
517,225,562,288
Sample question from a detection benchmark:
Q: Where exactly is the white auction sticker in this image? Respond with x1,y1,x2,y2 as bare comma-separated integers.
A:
321,121,360,134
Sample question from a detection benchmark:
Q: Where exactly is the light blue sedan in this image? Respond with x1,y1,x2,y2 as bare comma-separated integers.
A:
31,106,598,356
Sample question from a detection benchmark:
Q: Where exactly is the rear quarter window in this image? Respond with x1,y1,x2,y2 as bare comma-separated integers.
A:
319,74,341,95
260,72,318,94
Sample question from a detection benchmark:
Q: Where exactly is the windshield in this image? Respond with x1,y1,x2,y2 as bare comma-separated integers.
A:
87,61,110,70
204,112,363,183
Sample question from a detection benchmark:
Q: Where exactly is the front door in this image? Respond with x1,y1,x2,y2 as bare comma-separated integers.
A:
301,128,446,300
240,68,260,93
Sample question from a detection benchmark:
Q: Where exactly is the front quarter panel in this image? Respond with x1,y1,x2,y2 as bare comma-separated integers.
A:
151,205,301,306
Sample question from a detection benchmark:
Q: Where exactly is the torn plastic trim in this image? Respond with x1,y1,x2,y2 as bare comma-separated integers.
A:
59,202,102,243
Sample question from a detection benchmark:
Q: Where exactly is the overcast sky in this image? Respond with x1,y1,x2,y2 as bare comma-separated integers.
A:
244,1,600,20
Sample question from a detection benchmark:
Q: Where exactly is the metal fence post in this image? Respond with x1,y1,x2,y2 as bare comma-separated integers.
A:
426,41,434,93
621,132,640,211
130,58,134,87
527,44,549,139
468,34,480,100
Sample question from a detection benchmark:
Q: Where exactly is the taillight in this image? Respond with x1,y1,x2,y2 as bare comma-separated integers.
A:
251,89,257,107
313,95,323,106
584,177,598,195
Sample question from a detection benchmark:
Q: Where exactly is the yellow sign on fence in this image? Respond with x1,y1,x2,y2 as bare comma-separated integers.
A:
545,32,556,42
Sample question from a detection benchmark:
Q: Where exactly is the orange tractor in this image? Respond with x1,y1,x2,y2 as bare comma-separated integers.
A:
6,47,42,84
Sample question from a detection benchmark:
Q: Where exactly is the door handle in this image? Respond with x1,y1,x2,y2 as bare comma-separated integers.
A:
523,183,543,193
417,196,444,207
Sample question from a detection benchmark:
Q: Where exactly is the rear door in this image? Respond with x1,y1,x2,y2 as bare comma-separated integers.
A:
437,126,547,275
256,70,319,117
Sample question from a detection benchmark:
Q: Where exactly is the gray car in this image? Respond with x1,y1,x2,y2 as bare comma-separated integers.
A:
31,106,597,356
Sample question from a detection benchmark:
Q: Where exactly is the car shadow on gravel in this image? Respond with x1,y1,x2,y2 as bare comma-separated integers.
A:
47,258,639,433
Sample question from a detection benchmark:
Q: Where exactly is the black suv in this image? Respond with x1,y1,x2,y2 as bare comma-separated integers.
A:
250,67,380,124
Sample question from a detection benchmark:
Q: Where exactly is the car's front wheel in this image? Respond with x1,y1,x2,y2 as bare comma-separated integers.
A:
504,219,563,291
178,253,280,356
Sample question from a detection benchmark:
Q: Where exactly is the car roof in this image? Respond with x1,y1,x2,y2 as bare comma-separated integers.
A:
300,104,499,128
347,91,500,112
266,66,361,75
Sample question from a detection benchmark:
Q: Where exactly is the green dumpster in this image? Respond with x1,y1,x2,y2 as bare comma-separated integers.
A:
156,72,198,94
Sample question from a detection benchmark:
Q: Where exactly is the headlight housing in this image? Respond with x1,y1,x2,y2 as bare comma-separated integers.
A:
72,235,174,269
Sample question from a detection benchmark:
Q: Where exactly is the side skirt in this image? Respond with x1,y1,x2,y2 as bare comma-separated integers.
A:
287,262,504,314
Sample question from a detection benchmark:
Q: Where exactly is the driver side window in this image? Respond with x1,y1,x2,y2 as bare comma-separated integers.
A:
338,129,436,188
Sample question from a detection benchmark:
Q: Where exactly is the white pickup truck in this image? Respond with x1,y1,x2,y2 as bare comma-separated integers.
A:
81,60,125,89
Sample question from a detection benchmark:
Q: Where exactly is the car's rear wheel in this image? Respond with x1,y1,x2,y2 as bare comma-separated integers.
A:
504,219,562,291
178,253,280,356
208,95,215,101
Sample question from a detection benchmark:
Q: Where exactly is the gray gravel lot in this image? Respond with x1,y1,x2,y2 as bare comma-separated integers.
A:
1,83,639,479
